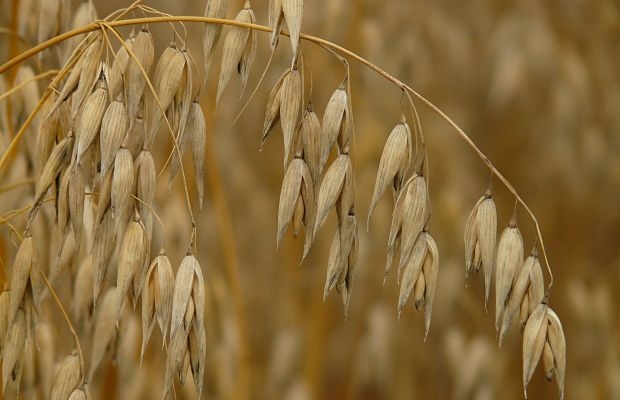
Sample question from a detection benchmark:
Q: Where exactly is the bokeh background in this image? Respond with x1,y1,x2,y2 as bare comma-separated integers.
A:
1,0,619,399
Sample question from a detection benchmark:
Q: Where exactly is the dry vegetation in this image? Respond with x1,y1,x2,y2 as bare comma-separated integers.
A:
0,0,618,399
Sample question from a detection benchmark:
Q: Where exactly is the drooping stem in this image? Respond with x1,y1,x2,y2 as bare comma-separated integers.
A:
0,15,553,291
41,271,86,381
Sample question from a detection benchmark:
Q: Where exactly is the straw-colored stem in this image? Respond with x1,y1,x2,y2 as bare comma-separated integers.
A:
0,16,553,291
41,270,86,380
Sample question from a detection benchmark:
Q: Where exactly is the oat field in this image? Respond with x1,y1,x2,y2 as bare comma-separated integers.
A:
0,0,618,399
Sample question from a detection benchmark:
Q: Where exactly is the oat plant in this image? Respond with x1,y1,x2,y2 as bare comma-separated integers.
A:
0,0,566,398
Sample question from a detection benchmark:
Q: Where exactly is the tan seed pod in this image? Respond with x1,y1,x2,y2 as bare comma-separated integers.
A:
171,254,200,336
111,148,135,230
73,255,94,325
71,35,104,116
542,339,555,381
147,43,186,146
126,27,154,121
337,220,358,316
528,250,545,315
422,233,439,339
546,307,566,400
169,98,200,189
99,100,129,179
280,67,302,167
324,215,355,300
314,154,353,237
321,84,347,170
398,231,429,318
164,328,189,397
75,77,108,164
216,2,255,104
189,320,207,396
89,288,117,382
36,96,60,177
68,163,85,251
57,168,71,238
9,236,34,323
396,174,429,274
68,386,88,400
282,0,303,59
135,150,156,236
413,271,426,311
50,32,101,115
189,102,207,209
519,291,530,332
51,352,81,400
495,217,523,332
368,120,411,226
500,252,534,345
116,218,147,323
384,177,410,281
31,134,74,220
278,158,304,247
464,193,497,308
203,0,228,70
108,35,133,100
92,209,115,304
299,104,321,185
262,69,288,144
522,303,548,397
2,309,25,396
145,251,174,348
191,262,206,329
269,0,284,48
237,7,257,98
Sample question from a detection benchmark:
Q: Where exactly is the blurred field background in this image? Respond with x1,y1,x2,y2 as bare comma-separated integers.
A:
1,0,619,399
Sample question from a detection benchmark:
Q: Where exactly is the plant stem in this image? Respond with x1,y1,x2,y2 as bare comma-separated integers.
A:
0,16,553,290
41,270,86,380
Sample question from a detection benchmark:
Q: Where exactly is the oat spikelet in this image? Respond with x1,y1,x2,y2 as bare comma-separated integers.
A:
2,309,25,396
73,256,94,325
189,318,207,396
68,163,85,251
216,2,256,104
116,217,147,323
30,134,74,221
314,154,353,237
522,303,548,398
9,236,34,322
422,232,439,340
189,102,207,209
280,67,302,167
100,99,129,180
142,250,174,355
500,255,531,345
320,83,347,171
108,35,133,100
146,43,185,147
398,231,435,322
164,328,188,397
203,0,228,72
262,70,288,145
282,0,303,59
277,158,316,255
51,352,81,400
75,76,108,164
269,0,284,48
91,210,115,304
126,27,155,121
464,192,497,308
111,148,135,231
495,215,523,332
368,119,412,227
393,174,429,277
299,103,321,185
546,307,566,400
171,254,200,336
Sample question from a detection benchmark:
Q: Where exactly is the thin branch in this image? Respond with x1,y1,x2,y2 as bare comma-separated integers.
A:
41,270,85,380
0,15,553,290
